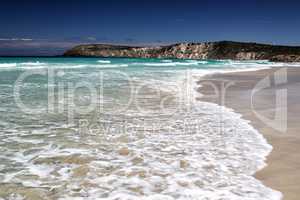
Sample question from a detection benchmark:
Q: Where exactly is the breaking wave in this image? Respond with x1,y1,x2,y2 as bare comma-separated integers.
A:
0,63,17,68
97,60,111,64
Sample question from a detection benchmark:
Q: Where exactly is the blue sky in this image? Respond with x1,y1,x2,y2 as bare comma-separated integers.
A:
1,0,300,55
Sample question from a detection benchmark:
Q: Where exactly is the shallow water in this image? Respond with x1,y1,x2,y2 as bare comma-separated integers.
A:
0,57,283,199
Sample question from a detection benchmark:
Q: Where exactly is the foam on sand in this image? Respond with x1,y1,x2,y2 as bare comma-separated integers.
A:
0,101,282,199
0,57,284,199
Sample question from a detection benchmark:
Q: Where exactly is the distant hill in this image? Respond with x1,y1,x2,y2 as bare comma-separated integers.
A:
64,41,300,62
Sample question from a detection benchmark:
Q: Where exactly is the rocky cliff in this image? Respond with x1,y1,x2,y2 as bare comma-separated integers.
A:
64,41,300,62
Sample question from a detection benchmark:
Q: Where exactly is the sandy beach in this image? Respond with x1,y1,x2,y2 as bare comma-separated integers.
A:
198,67,300,200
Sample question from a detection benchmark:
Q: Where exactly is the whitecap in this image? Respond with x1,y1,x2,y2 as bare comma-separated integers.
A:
20,61,46,66
97,60,111,64
162,59,173,63
186,60,208,64
0,63,17,68
135,62,199,67
95,64,128,68
48,63,127,69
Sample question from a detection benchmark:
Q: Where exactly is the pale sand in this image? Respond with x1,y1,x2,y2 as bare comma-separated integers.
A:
197,67,300,200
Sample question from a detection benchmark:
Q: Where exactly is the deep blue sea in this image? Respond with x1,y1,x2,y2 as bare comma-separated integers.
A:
0,57,283,199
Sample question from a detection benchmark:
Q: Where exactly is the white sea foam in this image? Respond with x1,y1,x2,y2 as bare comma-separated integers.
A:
0,63,17,68
0,58,283,199
20,61,46,66
0,63,129,70
134,60,211,67
186,59,209,64
137,62,199,67
97,60,111,63
95,64,128,68
7,100,280,199
162,59,173,63
0,62,47,69
52,63,128,69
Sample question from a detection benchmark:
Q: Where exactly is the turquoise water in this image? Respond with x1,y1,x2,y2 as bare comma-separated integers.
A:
0,57,282,199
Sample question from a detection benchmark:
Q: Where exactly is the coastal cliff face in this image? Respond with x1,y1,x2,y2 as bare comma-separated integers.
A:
64,41,300,62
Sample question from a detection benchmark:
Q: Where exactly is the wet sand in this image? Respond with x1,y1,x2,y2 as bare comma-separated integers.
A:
197,67,300,200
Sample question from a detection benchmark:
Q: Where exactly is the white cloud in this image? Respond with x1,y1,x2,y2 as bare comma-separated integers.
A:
86,37,97,41
0,38,33,41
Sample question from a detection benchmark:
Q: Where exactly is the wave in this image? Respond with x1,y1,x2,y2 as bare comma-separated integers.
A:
20,61,47,66
0,62,47,70
95,64,128,68
162,59,173,63
131,60,211,67
185,60,209,64
0,63,129,70
135,62,201,67
50,63,129,69
0,57,283,199
1,102,281,199
0,63,17,68
97,60,111,63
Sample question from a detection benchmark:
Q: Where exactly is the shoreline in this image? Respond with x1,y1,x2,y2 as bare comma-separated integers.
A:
197,67,300,200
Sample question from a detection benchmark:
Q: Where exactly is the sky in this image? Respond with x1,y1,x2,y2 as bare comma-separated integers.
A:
1,0,300,55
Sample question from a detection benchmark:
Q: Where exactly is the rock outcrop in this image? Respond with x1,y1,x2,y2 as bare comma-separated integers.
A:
64,41,300,62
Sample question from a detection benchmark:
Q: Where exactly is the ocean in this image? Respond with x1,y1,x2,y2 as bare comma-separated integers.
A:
0,57,284,199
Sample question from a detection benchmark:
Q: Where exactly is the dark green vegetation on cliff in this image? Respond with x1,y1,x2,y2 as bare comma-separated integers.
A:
64,41,300,62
